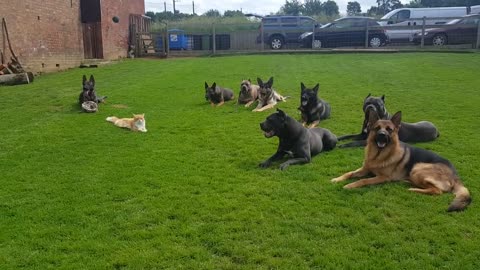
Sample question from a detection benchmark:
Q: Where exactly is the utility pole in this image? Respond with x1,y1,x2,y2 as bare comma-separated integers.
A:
164,2,166,13
173,0,176,15
192,1,195,15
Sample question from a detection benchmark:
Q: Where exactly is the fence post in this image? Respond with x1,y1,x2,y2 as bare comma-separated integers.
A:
476,17,480,49
421,16,426,49
364,20,369,48
165,22,170,55
261,21,265,51
212,23,216,55
311,23,316,49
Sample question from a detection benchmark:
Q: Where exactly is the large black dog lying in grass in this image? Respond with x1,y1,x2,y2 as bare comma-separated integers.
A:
337,94,439,148
259,109,337,170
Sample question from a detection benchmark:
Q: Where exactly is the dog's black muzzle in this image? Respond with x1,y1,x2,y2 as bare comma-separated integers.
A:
260,122,275,138
375,131,390,149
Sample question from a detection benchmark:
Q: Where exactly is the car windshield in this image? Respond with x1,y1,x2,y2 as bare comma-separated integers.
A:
321,23,332,28
446,19,461,25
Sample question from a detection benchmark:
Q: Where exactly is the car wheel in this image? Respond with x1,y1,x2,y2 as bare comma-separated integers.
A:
432,34,447,46
312,39,322,49
369,36,383,48
269,36,284,50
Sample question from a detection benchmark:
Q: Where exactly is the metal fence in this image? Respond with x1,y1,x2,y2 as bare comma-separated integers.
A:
133,15,480,57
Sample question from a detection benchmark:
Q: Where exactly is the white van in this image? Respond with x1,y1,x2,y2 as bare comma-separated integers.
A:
378,5,480,41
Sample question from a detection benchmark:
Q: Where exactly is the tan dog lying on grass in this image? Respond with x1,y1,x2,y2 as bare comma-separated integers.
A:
331,111,471,212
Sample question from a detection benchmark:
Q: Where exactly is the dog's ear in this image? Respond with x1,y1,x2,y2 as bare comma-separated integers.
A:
313,83,320,94
89,75,95,85
276,108,286,119
82,75,87,84
204,82,209,89
381,95,385,101
368,110,380,127
391,111,402,128
267,77,274,87
211,82,216,90
365,93,371,99
300,82,306,91
257,77,263,87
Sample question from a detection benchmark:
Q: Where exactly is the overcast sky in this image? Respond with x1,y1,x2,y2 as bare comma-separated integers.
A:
145,0,407,16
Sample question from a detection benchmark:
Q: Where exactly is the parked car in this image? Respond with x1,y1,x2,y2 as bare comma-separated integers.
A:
378,6,480,42
253,15,319,49
412,14,480,46
299,17,389,48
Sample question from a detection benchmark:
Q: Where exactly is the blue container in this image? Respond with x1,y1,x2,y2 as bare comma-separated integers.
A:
168,29,187,50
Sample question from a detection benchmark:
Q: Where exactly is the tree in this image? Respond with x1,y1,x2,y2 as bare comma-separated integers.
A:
323,0,340,16
347,1,362,15
303,0,323,16
376,0,403,15
367,6,380,16
203,9,221,17
279,0,303,15
224,10,244,17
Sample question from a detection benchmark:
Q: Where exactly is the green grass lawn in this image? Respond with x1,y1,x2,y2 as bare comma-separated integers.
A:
1,53,479,269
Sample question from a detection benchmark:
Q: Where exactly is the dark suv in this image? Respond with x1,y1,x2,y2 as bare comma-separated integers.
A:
256,15,319,49
299,17,389,48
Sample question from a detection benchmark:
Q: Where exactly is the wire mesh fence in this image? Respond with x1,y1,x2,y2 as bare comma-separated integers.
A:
133,14,480,57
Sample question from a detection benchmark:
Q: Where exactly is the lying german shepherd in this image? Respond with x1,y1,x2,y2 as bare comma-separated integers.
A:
337,94,439,148
253,77,288,112
331,111,471,212
79,75,107,105
298,82,331,128
204,82,234,107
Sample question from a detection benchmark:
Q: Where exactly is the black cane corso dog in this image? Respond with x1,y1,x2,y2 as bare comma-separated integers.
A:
337,94,439,148
259,109,337,170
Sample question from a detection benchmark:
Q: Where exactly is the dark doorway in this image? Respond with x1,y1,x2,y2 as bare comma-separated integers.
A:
81,0,103,59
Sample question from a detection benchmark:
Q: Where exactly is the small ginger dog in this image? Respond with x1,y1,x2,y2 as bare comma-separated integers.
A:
106,114,147,132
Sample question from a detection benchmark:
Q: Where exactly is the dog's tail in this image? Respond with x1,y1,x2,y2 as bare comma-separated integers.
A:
106,116,118,123
448,179,471,212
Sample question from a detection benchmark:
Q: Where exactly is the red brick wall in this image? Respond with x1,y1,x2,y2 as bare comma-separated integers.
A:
101,0,145,60
0,0,144,73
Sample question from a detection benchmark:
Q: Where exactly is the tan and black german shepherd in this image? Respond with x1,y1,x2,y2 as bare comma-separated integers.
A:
331,111,471,212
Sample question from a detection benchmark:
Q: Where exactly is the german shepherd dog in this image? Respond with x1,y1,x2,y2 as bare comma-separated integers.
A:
253,77,288,112
331,111,471,212
338,94,439,148
298,82,331,128
79,75,107,105
204,82,234,107
238,79,259,107
259,109,337,170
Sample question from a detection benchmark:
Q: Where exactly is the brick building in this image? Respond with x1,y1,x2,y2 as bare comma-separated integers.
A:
0,0,145,73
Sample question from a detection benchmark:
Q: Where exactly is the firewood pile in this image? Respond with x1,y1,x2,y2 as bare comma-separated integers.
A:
1,17,33,86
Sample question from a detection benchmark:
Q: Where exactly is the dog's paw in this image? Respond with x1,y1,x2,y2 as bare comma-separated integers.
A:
259,161,271,168
331,177,343,183
343,183,356,189
279,163,289,170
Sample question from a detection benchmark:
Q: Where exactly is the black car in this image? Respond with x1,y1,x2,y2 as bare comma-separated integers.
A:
299,17,389,48
412,14,480,46
253,15,319,49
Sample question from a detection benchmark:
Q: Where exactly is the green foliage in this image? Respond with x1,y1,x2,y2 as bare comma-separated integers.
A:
304,0,324,16
347,1,362,15
203,9,222,17
323,0,340,16
1,54,480,269
224,10,244,17
279,0,304,15
376,0,404,15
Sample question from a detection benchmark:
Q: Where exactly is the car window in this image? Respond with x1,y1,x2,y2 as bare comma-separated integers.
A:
397,10,410,22
459,17,479,25
280,18,297,24
331,20,355,28
299,18,314,26
262,18,277,24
